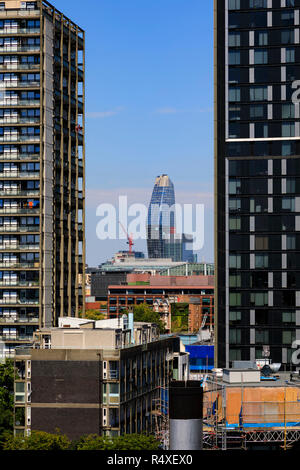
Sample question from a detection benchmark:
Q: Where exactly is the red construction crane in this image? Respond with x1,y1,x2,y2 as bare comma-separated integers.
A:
119,222,134,254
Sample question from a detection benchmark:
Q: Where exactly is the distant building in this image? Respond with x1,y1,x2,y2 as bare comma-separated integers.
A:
14,317,189,439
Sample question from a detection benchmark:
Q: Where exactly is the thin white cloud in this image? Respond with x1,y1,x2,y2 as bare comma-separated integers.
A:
155,107,179,115
86,107,124,119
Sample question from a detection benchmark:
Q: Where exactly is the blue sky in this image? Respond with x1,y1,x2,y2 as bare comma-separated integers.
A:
53,0,214,266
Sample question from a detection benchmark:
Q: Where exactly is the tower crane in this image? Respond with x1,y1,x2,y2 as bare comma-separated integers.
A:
119,222,134,254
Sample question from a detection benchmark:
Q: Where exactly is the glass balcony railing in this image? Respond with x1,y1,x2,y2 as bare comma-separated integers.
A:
0,262,39,269
0,46,40,53
0,63,40,71
0,334,34,342
0,225,40,233
0,81,40,89
0,190,39,197
0,299,39,306
0,208,39,215
0,316,39,324
0,171,39,178
0,153,39,160
0,280,39,287
0,28,40,35
0,99,40,106
0,136,40,143
0,117,40,125
0,244,39,251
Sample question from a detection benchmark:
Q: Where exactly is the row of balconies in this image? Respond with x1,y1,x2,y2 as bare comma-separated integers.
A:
0,280,39,287
0,299,39,306
0,207,39,215
0,63,40,72
0,80,40,89
0,117,40,125
0,190,39,197
0,315,39,324
0,45,40,53
0,261,40,269
0,225,39,233
0,244,39,251
0,28,40,36
0,98,40,106
0,153,39,161
0,136,40,144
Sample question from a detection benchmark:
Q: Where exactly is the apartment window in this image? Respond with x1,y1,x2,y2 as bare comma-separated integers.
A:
229,329,242,345
250,0,267,7
255,236,269,250
255,122,268,138
229,217,241,230
229,179,241,194
281,11,294,26
254,49,268,64
229,0,240,9
256,330,269,344
250,197,268,213
229,198,241,211
229,51,241,65
282,30,294,45
229,87,241,102
283,330,296,345
282,197,295,211
250,104,266,119
251,293,268,307
287,235,296,250
229,105,241,121
229,293,242,307
229,255,241,269
256,31,268,46
229,274,241,288
229,349,242,361
250,86,268,101
229,32,241,47
283,312,296,324
0,3,5,11
287,178,296,193
282,104,295,119
229,311,242,324
255,254,268,268
286,47,295,62
282,122,295,138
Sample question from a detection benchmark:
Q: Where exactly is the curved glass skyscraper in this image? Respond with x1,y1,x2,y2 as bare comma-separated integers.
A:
147,175,176,259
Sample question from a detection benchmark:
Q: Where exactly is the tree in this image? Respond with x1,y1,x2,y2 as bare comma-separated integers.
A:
0,360,14,448
79,310,106,321
132,304,166,333
3,431,71,451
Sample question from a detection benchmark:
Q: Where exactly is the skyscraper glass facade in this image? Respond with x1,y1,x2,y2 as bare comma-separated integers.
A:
216,0,300,369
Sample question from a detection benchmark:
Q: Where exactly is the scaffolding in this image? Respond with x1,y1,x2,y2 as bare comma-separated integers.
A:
152,387,169,449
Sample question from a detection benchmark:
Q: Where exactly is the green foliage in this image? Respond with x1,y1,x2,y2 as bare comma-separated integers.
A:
132,304,166,333
76,433,160,451
2,431,160,451
79,309,106,321
2,431,71,451
0,360,14,447
171,303,189,333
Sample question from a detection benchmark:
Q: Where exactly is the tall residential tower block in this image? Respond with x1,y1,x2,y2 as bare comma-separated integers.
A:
215,0,300,369
0,0,85,358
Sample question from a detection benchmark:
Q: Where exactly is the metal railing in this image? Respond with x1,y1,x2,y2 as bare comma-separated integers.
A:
0,137,40,144
0,81,40,88
0,63,40,71
0,46,40,53
0,316,39,324
0,153,40,160
0,262,40,269
0,171,39,178
0,28,40,35
0,245,39,251
0,190,39,197
0,280,39,287
0,208,39,214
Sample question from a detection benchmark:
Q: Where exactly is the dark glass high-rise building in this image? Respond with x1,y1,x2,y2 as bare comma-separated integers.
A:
147,175,176,259
215,0,300,369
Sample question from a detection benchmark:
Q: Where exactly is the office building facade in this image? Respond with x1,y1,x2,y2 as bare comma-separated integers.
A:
215,0,300,368
0,0,85,358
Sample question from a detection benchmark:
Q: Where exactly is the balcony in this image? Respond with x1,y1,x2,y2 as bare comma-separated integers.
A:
0,80,40,89
0,244,39,251
0,280,39,287
0,316,39,324
0,153,40,161
0,261,40,269
0,117,40,125
0,334,34,342
0,62,40,72
0,28,40,36
0,225,40,233
0,208,39,215
0,171,39,178
0,46,40,53
0,136,40,144
0,190,39,197
0,98,40,106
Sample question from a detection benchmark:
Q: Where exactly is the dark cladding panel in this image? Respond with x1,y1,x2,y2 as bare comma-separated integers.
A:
31,361,100,404
31,408,100,440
